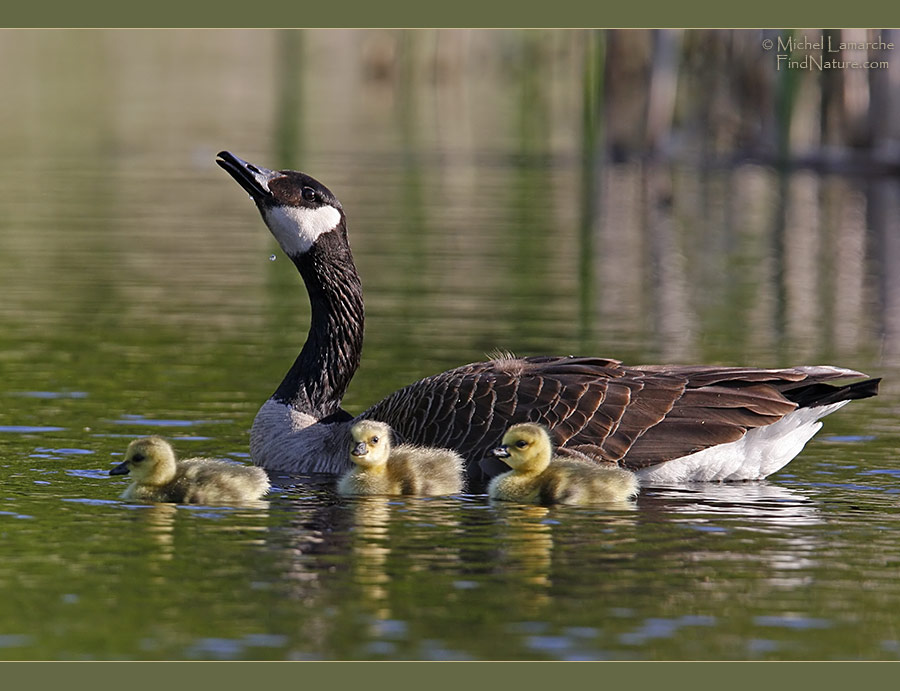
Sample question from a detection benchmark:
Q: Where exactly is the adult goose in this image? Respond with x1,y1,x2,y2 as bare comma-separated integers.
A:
216,151,879,486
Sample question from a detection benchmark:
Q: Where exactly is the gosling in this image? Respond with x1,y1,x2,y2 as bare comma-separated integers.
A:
337,420,465,496
489,423,639,506
109,436,270,504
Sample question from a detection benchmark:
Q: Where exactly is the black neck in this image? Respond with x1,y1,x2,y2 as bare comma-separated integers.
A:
273,226,364,420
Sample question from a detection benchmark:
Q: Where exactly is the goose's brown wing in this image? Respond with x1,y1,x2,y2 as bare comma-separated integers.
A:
360,357,875,482
363,357,621,478
614,364,876,468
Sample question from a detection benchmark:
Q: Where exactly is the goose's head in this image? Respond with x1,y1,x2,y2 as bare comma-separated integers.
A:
348,420,393,469
110,436,177,485
217,151,345,259
492,423,553,474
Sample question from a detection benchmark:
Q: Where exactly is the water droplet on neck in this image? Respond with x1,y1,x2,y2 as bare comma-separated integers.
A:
268,254,277,262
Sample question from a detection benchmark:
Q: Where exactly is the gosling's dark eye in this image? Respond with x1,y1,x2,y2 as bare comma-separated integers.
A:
371,436,379,444
131,453,145,463
515,440,528,449
302,187,316,202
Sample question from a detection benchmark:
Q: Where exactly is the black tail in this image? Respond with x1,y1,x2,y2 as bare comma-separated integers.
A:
786,377,881,409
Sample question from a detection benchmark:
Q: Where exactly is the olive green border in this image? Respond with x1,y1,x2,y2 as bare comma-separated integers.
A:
2,660,894,686
1,0,897,28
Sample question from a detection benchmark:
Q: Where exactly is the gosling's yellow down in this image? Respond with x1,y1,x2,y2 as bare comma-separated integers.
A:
489,423,639,505
337,420,465,496
109,436,270,504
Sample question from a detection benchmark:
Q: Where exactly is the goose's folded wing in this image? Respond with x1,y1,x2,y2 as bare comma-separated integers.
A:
360,357,875,480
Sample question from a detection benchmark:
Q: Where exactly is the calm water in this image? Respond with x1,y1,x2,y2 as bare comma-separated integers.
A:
2,29,900,661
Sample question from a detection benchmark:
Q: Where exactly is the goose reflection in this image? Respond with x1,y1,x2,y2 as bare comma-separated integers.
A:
642,482,821,527
641,482,824,590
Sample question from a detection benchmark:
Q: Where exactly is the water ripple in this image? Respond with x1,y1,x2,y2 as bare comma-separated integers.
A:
35,447,94,455
65,469,110,479
754,614,832,630
108,415,228,428
619,615,717,645
10,391,88,399
61,498,121,506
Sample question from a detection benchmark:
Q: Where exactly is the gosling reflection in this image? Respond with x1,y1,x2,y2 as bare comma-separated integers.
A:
498,505,555,610
140,503,178,563
343,494,466,624
347,496,394,620
124,497,271,569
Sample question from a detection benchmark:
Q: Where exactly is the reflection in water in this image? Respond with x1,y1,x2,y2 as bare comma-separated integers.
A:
139,503,178,562
346,496,468,628
872,178,900,366
495,504,554,609
644,482,821,527
642,164,695,361
129,500,272,564
348,497,393,620
491,501,639,615
642,482,824,592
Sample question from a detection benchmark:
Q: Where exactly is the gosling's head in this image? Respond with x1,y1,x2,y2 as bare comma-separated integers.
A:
491,423,553,473
110,436,177,484
349,420,393,469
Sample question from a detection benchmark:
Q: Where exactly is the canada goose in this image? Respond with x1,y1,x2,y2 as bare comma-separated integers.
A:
216,151,880,486
337,420,465,496
489,423,639,505
109,436,270,504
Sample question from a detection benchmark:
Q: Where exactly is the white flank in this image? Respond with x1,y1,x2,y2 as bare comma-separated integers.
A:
635,401,850,484
262,204,342,256
250,398,352,474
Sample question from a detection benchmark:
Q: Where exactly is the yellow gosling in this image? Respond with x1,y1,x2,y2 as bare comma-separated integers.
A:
489,423,639,505
109,436,270,504
337,420,465,496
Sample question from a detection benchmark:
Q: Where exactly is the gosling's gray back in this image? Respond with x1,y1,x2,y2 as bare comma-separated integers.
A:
537,459,639,504
124,459,270,504
385,444,465,495
171,460,269,504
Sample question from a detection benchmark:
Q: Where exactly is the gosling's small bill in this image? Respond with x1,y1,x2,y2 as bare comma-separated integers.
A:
110,436,270,504
337,420,465,496
489,423,639,506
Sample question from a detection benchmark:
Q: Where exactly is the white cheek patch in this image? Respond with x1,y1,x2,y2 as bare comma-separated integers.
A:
263,204,342,255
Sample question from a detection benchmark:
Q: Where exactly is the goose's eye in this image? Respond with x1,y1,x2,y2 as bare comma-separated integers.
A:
515,440,528,449
131,453,145,463
371,436,379,444
302,187,316,202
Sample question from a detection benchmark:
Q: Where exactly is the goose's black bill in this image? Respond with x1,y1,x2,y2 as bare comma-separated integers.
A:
216,151,278,201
